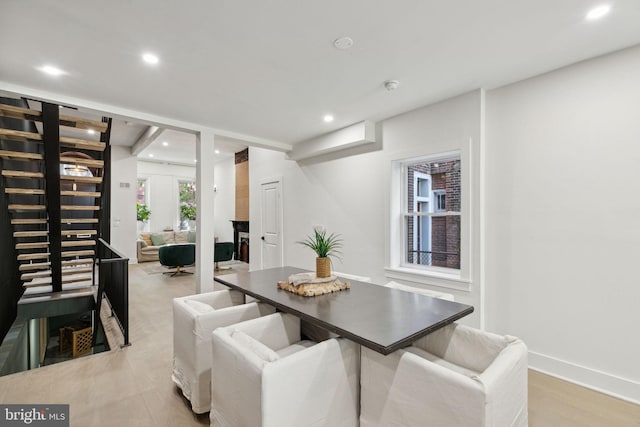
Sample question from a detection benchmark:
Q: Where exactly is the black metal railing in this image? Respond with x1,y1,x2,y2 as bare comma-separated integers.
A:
97,238,130,347
408,250,460,269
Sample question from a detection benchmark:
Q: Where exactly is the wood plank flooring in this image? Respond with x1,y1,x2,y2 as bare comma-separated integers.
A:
0,262,637,427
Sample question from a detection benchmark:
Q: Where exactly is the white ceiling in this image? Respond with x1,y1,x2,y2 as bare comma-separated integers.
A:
1,1,640,145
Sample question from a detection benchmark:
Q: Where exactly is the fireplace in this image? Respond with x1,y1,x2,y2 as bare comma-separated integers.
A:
231,221,249,263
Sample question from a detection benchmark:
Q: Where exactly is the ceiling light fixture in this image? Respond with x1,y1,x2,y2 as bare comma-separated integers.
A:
215,149,220,154
148,154,154,158
323,114,334,123
162,141,169,146
586,4,611,20
194,159,198,163
38,65,66,76
142,52,159,65
333,37,354,50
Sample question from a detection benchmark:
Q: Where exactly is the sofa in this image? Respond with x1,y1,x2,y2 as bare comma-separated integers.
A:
137,230,196,262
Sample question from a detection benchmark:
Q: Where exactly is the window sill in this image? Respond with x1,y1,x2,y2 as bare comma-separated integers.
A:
384,267,471,292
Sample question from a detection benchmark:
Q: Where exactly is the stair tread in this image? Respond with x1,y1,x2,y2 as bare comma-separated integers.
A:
19,269,91,281
17,252,50,261
59,114,108,132
20,284,96,300
5,188,45,195
60,156,103,168
16,243,49,250
61,250,95,257
23,273,93,287
60,190,101,197
61,230,97,235
60,175,102,183
13,230,48,237
0,150,43,160
11,218,47,225
0,104,108,132
0,128,42,141
19,262,51,271
60,136,105,152
2,170,44,179
61,240,96,247
8,204,46,210
61,205,100,211
61,218,98,224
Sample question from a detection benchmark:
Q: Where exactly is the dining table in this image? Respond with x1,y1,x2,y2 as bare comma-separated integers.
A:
214,266,474,355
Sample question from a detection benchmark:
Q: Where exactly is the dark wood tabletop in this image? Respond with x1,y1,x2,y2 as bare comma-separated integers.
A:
214,266,474,355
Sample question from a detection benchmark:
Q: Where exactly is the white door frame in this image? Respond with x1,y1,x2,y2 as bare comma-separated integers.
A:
260,176,284,269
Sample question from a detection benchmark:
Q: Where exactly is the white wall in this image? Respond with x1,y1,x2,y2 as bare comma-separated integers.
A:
137,161,196,232
110,146,138,261
249,90,483,326
214,156,235,242
485,45,640,402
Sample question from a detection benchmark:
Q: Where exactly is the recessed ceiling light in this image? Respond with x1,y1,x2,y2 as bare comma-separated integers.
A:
38,65,66,76
586,4,610,20
142,52,159,65
148,154,154,158
194,159,198,163
323,114,334,123
162,141,169,146
87,129,96,135
333,37,354,50
215,149,220,154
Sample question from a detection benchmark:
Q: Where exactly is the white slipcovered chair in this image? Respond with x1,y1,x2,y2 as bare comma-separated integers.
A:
360,323,528,427
385,280,455,301
210,312,360,427
172,290,275,414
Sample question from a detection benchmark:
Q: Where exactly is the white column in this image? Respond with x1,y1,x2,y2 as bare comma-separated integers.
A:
195,130,215,293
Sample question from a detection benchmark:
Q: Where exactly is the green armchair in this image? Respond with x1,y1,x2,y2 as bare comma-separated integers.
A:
214,242,234,270
159,244,196,276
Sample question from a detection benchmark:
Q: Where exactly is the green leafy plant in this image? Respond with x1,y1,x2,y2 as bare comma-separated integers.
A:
297,229,343,260
180,204,196,221
136,203,151,222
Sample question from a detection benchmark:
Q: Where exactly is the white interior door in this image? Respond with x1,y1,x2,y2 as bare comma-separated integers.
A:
260,178,283,268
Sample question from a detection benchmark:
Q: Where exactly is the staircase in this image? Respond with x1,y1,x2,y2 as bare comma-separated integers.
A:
0,98,111,300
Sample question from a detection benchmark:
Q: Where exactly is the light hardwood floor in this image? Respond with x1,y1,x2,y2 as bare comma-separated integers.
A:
0,263,638,427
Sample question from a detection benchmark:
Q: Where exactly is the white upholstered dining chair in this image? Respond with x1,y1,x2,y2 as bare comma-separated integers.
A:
210,312,360,427
360,322,528,427
172,290,275,414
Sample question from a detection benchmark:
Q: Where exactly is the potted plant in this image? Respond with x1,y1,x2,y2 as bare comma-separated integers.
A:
298,229,343,278
136,203,151,232
180,204,197,230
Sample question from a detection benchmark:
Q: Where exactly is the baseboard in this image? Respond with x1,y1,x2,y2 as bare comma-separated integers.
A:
528,350,640,405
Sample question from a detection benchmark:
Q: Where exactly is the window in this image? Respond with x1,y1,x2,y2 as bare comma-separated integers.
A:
178,180,196,230
137,179,147,206
404,155,461,270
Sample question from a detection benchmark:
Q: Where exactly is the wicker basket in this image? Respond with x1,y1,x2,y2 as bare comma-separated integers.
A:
316,257,331,278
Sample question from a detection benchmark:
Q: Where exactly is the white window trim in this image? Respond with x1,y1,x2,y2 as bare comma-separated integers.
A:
388,149,470,292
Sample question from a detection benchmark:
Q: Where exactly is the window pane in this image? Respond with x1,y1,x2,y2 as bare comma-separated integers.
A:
137,179,146,205
179,181,196,230
405,214,460,269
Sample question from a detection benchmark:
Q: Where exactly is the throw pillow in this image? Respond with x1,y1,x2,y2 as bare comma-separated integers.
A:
184,299,215,313
232,330,280,362
188,231,196,243
174,231,188,244
150,233,166,246
139,233,152,246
